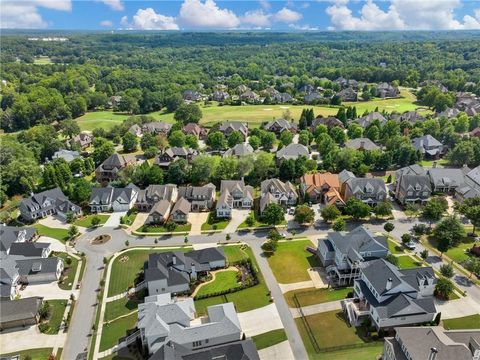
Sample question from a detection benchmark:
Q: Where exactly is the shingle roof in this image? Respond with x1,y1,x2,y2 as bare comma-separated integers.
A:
15,257,61,276
171,198,191,216
398,174,432,193
276,143,309,160
149,200,172,217
223,143,254,157
8,242,49,258
345,177,387,196
0,226,37,253
428,168,469,188
345,138,380,151
0,297,43,323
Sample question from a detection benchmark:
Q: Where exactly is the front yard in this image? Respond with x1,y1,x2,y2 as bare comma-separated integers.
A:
104,290,146,322
137,223,191,233
252,329,288,350
387,238,405,255
100,312,138,352
73,214,110,228
0,348,60,360
237,209,287,229
53,251,80,290
267,240,320,283
443,314,480,330
397,255,423,269
427,233,477,263
284,287,352,308
314,345,384,360
201,211,230,231
41,299,68,334
33,224,69,243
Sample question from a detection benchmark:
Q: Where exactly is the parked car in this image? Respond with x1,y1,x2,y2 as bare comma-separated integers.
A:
288,207,295,215
405,241,416,250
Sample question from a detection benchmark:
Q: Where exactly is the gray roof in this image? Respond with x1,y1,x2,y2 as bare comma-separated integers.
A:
178,339,260,360
412,135,443,155
345,177,387,196
138,184,178,203
15,257,62,277
20,188,80,214
219,180,253,201
395,164,426,180
98,153,128,170
90,186,137,205
149,200,172,217
261,178,297,197
355,112,387,128
339,169,355,184
8,242,49,258
345,138,380,151
142,122,172,133
393,111,426,123
223,143,254,157
178,184,215,200
163,147,197,158
52,149,81,163
0,226,37,253
276,143,309,160
311,116,344,129
436,107,461,119
264,119,296,132
0,297,43,324
171,198,191,216
259,192,277,213
466,165,480,186
428,168,469,188
397,174,432,193
0,256,19,297
219,122,248,135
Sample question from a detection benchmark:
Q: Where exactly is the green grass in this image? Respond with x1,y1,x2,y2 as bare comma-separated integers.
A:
108,248,190,297
443,314,480,330
418,159,449,167
75,110,174,131
53,252,79,290
252,329,288,350
296,310,370,354
238,210,287,229
104,291,145,322
32,224,69,243
201,212,230,231
121,212,138,226
74,214,110,228
284,287,352,308
267,240,320,283
222,245,250,264
196,270,240,297
33,56,53,65
0,348,56,360
99,312,138,352
314,345,384,360
137,223,191,233
397,255,423,269
427,236,476,263
42,299,68,334
387,238,405,255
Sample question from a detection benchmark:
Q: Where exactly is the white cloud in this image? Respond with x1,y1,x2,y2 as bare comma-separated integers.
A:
259,0,271,10
126,8,179,30
100,20,113,27
273,7,302,23
178,0,240,29
240,9,271,27
0,0,71,29
326,0,480,30
96,0,124,11
289,24,319,31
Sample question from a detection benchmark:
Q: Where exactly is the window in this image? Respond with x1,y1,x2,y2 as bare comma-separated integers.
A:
193,341,202,347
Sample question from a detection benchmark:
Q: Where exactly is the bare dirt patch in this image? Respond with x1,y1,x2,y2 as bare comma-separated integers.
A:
91,234,111,245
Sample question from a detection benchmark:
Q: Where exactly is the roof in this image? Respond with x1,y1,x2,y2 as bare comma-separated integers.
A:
395,164,426,180
142,122,172,133
8,242,49,258
0,226,37,253
260,192,277,213
412,135,443,155
264,119,296,132
398,174,432,193
428,168,469,187
300,172,340,195
339,169,355,184
466,165,480,186
355,112,387,128
223,143,254,157
137,184,178,203
311,116,344,129
150,200,171,217
52,149,80,162
15,257,62,276
20,188,80,214
219,180,253,200
219,122,248,134
261,178,298,196
98,153,128,171
178,339,260,360
345,138,380,151
0,297,43,324
345,177,387,196
178,184,215,200
276,143,309,160
171,198,191,215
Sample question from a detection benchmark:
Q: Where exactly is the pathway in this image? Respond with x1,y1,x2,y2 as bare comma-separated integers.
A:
237,304,284,337
279,280,314,294
258,340,295,360
126,212,148,234
290,300,343,318
103,211,126,228
19,282,76,300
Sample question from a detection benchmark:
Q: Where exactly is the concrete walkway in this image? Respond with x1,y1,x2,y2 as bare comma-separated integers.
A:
103,211,125,227
258,340,295,360
126,212,148,233
308,267,328,288
38,236,71,253
38,216,71,230
237,303,284,337
290,300,343,318
279,280,314,294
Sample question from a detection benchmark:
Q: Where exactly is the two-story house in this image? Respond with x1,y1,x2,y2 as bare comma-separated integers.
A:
341,173,387,206
263,119,297,135
182,123,208,140
317,226,389,285
142,122,172,135
310,116,345,130
355,112,387,128
377,82,399,98
216,180,254,218
223,143,254,158
259,178,298,215
428,167,470,193
170,198,191,223
20,188,82,222
395,174,432,205
95,153,133,183
345,138,380,151
155,147,198,168
342,259,437,330
219,122,248,139
89,184,139,212
136,184,178,211
412,135,444,159
146,200,172,225
66,132,92,150
276,143,310,161
178,184,216,212
299,172,344,206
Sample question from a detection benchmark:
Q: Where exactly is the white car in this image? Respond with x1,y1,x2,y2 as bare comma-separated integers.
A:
405,241,416,250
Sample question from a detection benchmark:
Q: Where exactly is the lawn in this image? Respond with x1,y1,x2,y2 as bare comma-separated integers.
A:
296,310,370,354
427,236,476,263
397,255,423,269
314,345,384,360
137,223,191,233
104,290,146,322
33,56,53,65
43,299,68,334
75,110,174,131
201,212,230,231
387,238,405,255
267,240,320,283
418,159,449,167
74,214,110,228
443,314,480,330
108,248,190,297
0,348,58,360
100,312,138,352
196,270,240,297
53,251,79,290
33,224,69,243
222,244,250,264
121,212,138,226
284,287,352,308
238,210,287,229
252,329,288,350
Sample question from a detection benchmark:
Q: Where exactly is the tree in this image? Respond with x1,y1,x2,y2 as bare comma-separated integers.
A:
206,131,227,150
143,146,158,159
329,126,347,145
245,212,255,227
298,130,310,146
420,249,429,261
280,131,293,146
464,258,480,278
185,134,198,149
435,278,454,300
165,94,183,112
168,130,186,147
66,212,75,224
294,205,315,224
60,119,80,139
140,133,157,150
332,218,346,231
439,263,454,278
374,202,392,218
91,215,101,228
261,240,278,254
93,141,114,165
122,132,138,153
174,103,202,124
401,233,412,244
384,222,395,234
262,203,285,225
433,215,466,252
260,131,276,151
228,130,244,148
385,254,399,266
456,197,480,234
248,135,261,150
422,196,448,226
345,198,371,220
68,225,79,240
321,205,341,223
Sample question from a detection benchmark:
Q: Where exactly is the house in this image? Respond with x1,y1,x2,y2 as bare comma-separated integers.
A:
259,178,298,214
182,90,201,102
383,326,480,360
136,184,178,211
128,124,142,137
338,87,357,102
0,226,38,254
211,90,230,102
223,143,254,157
336,77,359,89
145,248,226,295
454,165,480,202
0,257,20,299
89,185,138,212
235,84,249,94
355,112,387,128
155,147,198,168
311,116,345,130
393,111,425,124
428,167,470,193
8,243,51,259
137,294,257,359
470,127,480,138
412,135,444,159
436,107,461,119
20,188,82,221
342,175,387,206
276,143,310,161
465,105,480,117
178,184,216,212
299,172,344,206
317,226,389,285
240,90,260,103
15,257,63,284
170,198,190,223
216,180,254,218
95,153,133,183
299,84,315,94
377,82,399,98
108,95,122,109
182,123,208,140
273,92,293,103
345,138,380,151
52,149,81,163
219,122,248,138
395,174,432,205
304,92,322,104
394,164,426,187
142,122,172,135
0,297,43,330
67,132,92,149
342,259,437,330
146,200,172,225
263,119,297,135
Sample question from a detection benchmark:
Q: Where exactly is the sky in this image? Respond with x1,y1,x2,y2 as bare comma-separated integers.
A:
1,0,480,31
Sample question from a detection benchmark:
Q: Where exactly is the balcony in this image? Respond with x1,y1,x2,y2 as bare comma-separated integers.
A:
342,298,370,327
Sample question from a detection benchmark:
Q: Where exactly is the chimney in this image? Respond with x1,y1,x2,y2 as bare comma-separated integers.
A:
360,140,365,150
191,263,197,280
428,347,438,360
386,278,393,291
172,255,176,265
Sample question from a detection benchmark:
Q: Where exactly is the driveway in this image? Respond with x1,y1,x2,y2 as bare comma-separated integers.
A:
446,196,455,215
223,209,250,233
188,212,209,236
38,236,70,253
38,216,70,229
391,201,407,220
435,297,480,319
128,212,148,233
0,325,64,354
237,304,284,337
103,211,126,227
258,341,295,360
19,281,75,300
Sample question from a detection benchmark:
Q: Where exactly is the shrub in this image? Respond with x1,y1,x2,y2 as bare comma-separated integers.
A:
39,323,50,333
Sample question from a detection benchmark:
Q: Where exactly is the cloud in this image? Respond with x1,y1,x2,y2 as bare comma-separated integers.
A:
240,9,272,27
273,7,302,23
326,0,480,30
96,0,124,11
259,0,271,10
289,24,319,31
0,0,71,29
124,8,179,30
178,0,240,29
100,20,113,27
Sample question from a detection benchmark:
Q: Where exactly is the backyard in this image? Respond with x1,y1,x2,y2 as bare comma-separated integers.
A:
195,270,240,297
100,312,138,352
267,240,320,283
284,287,352,308
443,314,480,330
75,110,173,131
33,224,69,243
74,214,110,228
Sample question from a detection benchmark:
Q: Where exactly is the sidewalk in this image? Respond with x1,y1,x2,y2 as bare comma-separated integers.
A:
290,300,343,318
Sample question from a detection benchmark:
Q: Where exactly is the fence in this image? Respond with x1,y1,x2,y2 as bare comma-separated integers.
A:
292,293,321,353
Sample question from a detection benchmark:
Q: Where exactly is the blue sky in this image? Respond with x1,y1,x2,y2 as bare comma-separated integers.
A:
1,0,480,30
